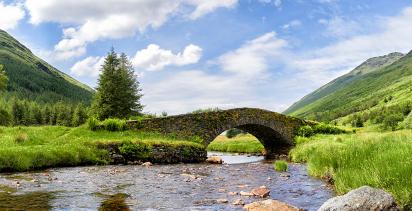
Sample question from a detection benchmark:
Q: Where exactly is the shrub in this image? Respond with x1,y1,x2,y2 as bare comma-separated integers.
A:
87,118,127,131
382,113,404,131
87,117,101,131
273,160,288,172
118,141,151,161
400,112,412,129
296,125,314,137
101,118,127,131
226,128,245,138
14,133,28,144
351,115,364,127
313,123,346,134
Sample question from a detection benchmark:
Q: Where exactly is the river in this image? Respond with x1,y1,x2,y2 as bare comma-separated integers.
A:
0,152,333,210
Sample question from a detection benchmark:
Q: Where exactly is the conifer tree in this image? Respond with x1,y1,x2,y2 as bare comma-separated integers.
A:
92,49,143,120
0,64,8,91
11,99,25,125
72,103,88,126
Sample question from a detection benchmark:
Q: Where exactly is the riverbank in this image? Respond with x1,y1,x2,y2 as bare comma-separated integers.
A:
207,134,264,154
289,129,412,209
0,126,205,172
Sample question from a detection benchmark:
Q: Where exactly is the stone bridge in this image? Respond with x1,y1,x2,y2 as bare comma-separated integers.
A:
128,108,308,158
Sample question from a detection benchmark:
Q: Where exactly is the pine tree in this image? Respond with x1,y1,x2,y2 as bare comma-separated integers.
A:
92,49,143,120
11,99,25,125
0,108,11,126
0,64,8,91
72,103,88,126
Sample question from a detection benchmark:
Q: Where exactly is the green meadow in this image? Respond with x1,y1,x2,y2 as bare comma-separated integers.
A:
0,126,203,172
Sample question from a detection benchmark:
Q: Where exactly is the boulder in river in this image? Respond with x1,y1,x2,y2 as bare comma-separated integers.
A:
244,199,303,211
216,198,228,203
318,186,399,211
206,156,223,164
141,162,152,167
251,186,270,198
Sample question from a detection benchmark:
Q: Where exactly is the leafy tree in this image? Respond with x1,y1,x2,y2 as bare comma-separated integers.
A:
382,113,404,131
92,49,143,120
0,64,8,91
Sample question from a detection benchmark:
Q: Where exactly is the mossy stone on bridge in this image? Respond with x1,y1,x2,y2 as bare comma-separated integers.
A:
128,108,307,157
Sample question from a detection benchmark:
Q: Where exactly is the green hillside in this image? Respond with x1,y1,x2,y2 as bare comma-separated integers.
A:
284,51,412,123
0,29,93,104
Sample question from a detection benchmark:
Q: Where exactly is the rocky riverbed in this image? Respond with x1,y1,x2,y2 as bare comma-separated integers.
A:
0,152,333,210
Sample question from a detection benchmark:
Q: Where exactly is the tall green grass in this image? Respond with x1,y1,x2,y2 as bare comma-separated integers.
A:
207,134,264,154
290,130,412,208
0,126,203,172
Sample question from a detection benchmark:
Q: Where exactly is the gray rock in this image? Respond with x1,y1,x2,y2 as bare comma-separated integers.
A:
318,186,399,211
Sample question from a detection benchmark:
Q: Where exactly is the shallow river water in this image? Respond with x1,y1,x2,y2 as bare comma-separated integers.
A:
0,152,333,210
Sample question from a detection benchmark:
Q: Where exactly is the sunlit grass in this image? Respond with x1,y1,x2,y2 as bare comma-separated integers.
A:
207,134,264,154
0,125,203,172
289,129,412,208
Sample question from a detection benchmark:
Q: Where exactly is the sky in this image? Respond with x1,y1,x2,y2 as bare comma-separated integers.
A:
1,0,412,114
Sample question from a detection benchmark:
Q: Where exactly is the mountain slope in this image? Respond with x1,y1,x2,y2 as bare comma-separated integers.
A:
284,51,412,121
0,29,93,104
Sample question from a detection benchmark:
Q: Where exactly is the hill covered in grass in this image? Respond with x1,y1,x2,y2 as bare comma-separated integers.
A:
0,29,93,104
284,51,412,125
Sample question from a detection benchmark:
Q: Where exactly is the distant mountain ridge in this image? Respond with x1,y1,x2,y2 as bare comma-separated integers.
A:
284,51,412,121
0,29,93,104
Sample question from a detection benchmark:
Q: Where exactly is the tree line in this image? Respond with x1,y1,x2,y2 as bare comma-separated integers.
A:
0,48,143,127
0,99,88,126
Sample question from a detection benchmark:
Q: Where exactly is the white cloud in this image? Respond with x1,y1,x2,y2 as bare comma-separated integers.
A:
282,20,302,30
319,16,361,38
142,69,285,114
186,0,238,20
70,56,104,77
132,44,202,71
143,32,290,114
258,0,282,8
288,6,412,86
218,32,287,76
24,0,237,60
274,0,282,8
0,1,25,30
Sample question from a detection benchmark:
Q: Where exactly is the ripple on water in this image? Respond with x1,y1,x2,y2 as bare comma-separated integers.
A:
0,153,333,211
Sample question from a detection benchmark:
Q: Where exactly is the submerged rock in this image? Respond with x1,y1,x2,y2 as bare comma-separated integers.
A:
206,156,223,164
216,198,228,203
240,191,254,196
244,199,303,211
318,186,399,211
232,198,245,206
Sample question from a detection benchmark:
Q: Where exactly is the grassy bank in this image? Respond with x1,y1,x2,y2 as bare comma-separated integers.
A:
207,134,264,154
0,126,204,172
290,129,412,208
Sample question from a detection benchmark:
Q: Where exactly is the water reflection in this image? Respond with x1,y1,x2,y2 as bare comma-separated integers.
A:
98,193,130,211
0,190,54,210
